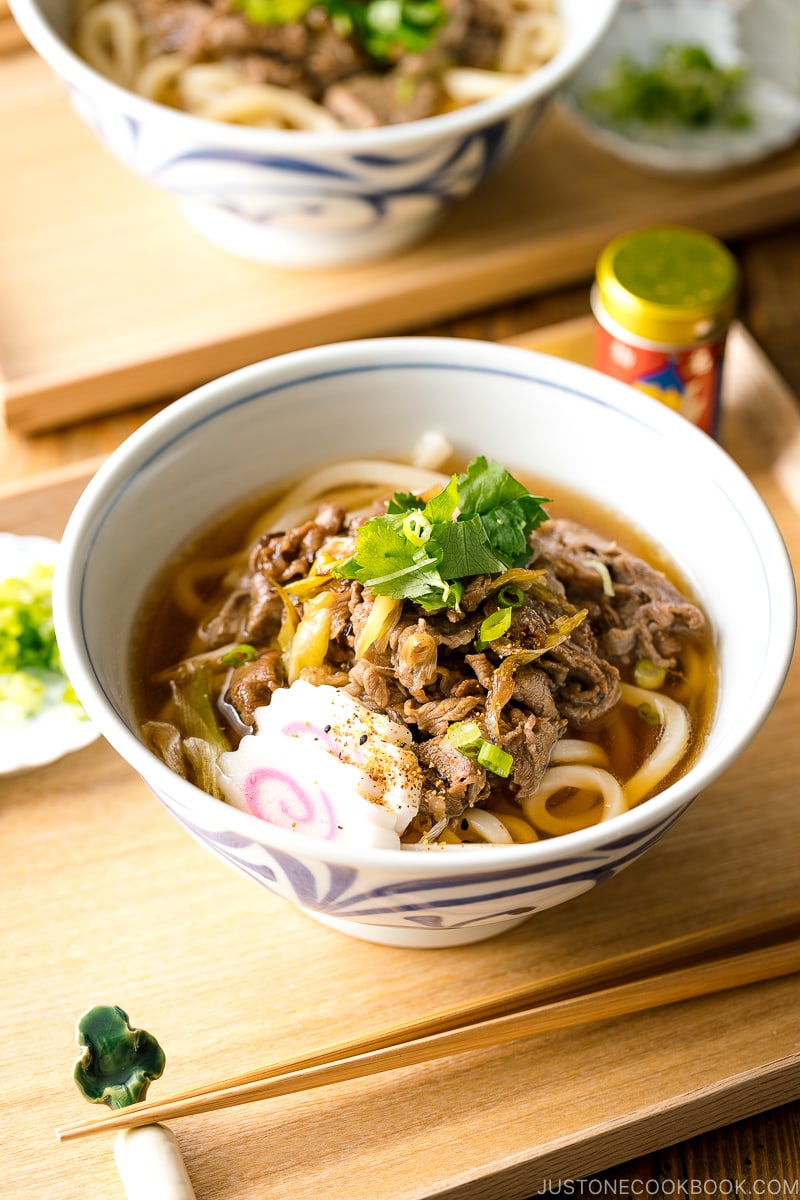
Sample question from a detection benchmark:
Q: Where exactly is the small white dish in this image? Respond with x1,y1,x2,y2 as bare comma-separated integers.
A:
0,532,99,776
559,0,800,175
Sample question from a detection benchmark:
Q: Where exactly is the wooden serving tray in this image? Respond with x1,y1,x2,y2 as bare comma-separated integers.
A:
4,45,800,433
2,320,799,1200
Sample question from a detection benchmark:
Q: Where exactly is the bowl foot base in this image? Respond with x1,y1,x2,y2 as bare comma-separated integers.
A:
299,906,532,948
179,201,446,269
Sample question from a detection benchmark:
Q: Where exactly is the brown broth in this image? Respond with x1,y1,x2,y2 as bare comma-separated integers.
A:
132,463,717,815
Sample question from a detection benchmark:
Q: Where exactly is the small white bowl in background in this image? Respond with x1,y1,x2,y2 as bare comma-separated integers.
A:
559,0,800,175
0,533,98,777
8,0,618,267
51,338,797,948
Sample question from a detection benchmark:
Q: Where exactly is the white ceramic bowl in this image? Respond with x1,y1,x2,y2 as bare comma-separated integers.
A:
53,337,797,948
559,0,800,175
10,0,618,267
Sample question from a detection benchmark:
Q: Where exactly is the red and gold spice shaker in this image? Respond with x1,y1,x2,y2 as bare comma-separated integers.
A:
592,226,739,438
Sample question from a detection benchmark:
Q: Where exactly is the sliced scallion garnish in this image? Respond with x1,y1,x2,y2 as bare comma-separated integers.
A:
476,740,513,777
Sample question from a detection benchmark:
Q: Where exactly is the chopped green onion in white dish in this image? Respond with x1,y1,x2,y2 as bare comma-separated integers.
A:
0,533,99,776
559,0,800,176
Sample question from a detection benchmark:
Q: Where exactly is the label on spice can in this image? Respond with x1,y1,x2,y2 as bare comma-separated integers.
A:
593,313,727,437
592,226,739,438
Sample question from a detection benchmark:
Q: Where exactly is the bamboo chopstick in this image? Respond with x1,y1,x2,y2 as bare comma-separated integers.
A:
57,907,800,1143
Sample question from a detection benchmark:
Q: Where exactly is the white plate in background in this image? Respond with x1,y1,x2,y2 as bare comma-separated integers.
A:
0,533,99,776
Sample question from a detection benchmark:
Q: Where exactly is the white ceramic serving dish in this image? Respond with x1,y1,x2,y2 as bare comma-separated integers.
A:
52,337,797,948
9,0,618,267
559,0,800,175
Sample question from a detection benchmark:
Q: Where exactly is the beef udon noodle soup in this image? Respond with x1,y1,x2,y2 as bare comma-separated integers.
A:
72,0,561,129
134,451,716,851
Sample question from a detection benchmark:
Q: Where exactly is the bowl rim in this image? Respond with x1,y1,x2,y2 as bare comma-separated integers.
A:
9,0,620,152
53,335,798,876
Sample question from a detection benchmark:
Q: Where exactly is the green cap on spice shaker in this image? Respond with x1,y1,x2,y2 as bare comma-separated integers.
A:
594,226,739,346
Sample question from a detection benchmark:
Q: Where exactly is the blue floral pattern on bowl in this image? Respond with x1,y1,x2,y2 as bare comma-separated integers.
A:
158,780,693,942
11,0,621,266
68,83,542,266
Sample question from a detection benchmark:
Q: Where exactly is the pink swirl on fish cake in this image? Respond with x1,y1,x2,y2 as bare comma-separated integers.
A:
280,721,340,756
243,768,338,840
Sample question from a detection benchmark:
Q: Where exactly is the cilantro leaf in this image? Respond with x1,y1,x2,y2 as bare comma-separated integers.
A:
423,473,460,524
479,496,547,565
435,515,507,579
387,491,426,514
456,457,549,565
336,512,444,600
332,456,550,609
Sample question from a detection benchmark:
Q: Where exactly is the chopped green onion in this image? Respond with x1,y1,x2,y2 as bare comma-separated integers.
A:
633,658,667,690
402,511,433,547
637,702,661,727
444,720,484,753
220,643,257,668
497,584,525,609
581,43,752,131
394,74,417,105
476,740,513,777
366,0,402,33
0,557,86,721
332,11,352,34
437,580,463,609
583,557,615,597
0,671,45,721
234,0,313,23
477,607,512,649
444,721,514,778
403,0,440,25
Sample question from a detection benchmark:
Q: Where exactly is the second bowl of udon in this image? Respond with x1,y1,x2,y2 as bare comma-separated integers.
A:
52,337,796,947
9,0,618,267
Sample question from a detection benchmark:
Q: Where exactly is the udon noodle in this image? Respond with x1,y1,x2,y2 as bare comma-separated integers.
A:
134,441,716,851
72,0,562,129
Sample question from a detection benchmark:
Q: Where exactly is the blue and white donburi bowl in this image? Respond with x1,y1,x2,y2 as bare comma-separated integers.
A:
53,338,796,947
10,0,618,267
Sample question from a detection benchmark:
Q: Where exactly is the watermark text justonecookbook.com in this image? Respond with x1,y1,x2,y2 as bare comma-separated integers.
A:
537,1179,800,1196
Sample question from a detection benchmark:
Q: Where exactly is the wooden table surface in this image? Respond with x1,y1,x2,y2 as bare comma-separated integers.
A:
1,205,799,1192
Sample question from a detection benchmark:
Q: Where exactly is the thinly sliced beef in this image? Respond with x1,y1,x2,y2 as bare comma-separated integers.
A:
249,502,346,583
183,506,705,833
403,694,484,736
538,621,621,728
324,71,443,128
416,734,490,824
227,649,285,725
501,709,557,796
533,519,706,668
346,659,408,719
468,656,564,794
133,0,367,95
134,0,214,56
199,585,251,646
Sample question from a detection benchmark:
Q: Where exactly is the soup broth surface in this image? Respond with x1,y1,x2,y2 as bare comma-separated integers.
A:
133,457,716,848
